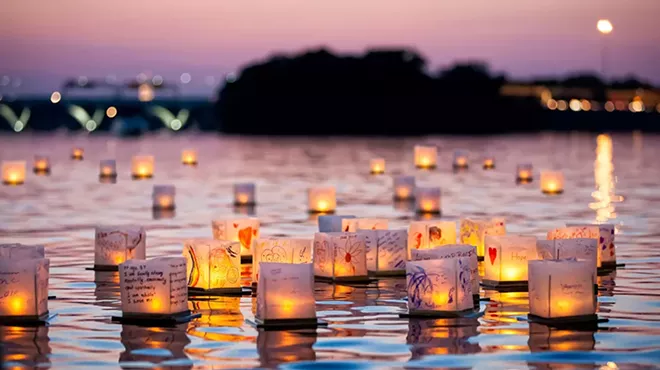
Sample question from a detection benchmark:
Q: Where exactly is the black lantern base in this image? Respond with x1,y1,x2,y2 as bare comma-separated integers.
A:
112,310,201,326
308,210,336,215
483,164,495,170
86,264,119,272
542,190,564,195
598,262,624,274
131,174,153,180
516,178,533,184
247,317,328,331
0,311,56,326
369,270,405,278
241,255,253,264
188,286,252,297
415,165,437,170
400,308,481,319
33,169,50,175
182,161,198,166
481,280,528,292
415,210,441,216
527,314,605,328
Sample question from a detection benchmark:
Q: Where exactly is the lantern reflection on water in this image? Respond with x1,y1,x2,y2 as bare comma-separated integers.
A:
528,322,596,353
184,239,241,294
257,327,318,366
1,325,51,367
119,324,190,366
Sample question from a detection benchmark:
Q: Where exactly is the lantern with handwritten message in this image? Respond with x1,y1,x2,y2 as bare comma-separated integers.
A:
71,147,84,160
318,215,355,232
459,218,506,260
540,171,564,194
564,223,616,268
152,185,175,210
341,218,388,232
414,145,437,169
415,187,441,214
453,150,469,170
393,175,416,200
233,183,256,206
411,244,479,302
252,238,312,284
359,229,407,275
483,235,538,288
131,155,154,179
536,238,597,279
0,244,45,260
181,149,197,166
0,258,49,321
2,161,26,185
313,232,368,282
307,186,336,213
404,257,473,317
184,239,241,294
407,220,457,258
99,159,117,178
33,155,50,174
211,218,260,260
94,225,146,270
516,164,533,183
370,158,385,174
528,260,597,322
483,155,495,170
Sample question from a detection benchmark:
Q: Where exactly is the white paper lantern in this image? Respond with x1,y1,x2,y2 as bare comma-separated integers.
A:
359,229,407,275
410,244,479,299
405,257,473,316
255,262,316,324
453,150,469,169
415,187,441,214
252,238,312,284
459,218,506,259
183,239,241,293
131,155,154,179
0,258,49,319
94,225,146,269
318,215,355,232
313,232,368,281
234,183,256,206
341,218,388,232
307,186,336,213
33,155,50,174
71,147,84,160
370,158,385,174
483,235,538,287
181,149,197,165
119,257,188,317
0,244,45,260
407,220,457,258
99,159,117,178
536,238,597,279
564,223,616,267
540,171,564,194
393,175,416,200
516,164,533,182
211,218,260,259
414,145,437,169
152,185,175,210
528,260,597,321
2,161,26,185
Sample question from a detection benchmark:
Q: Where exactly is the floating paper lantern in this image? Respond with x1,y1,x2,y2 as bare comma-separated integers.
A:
99,159,117,178
536,238,597,278
33,155,50,174
211,218,260,260
453,150,469,170
307,186,336,213
415,187,441,214
234,183,256,206
318,215,355,232
359,229,407,275
370,158,385,174
2,161,26,185
404,257,474,316
313,232,368,281
410,244,479,302
255,262,319,327
516,164,533,183
0,258,49,321
540,171,564,194
184,239,241,293
407,220,457,258
181,149,197,166
252,238,312,284
131,155,154,179
393,175,416,200
549,224,616,268
459,218,506,259
483,155,495,170
341,218,388,232
94,225,146,269
119,257,189,317
483,235,538,288
0,243,45,259
414,145,437,169
528,260,597,322
152,185,175,210
71,147,84,160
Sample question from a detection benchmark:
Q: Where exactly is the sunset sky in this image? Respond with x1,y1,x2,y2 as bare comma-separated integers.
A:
2,0,659,95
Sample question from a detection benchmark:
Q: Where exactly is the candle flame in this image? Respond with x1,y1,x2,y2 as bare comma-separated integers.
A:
101,166,114,176
236,193,249,204
151,298,162,311
158,196,173,208
396,187,410,198
10,297,23,314
317,200,329,212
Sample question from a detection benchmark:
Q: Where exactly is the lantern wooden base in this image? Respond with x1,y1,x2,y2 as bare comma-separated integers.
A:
99,176,117,184
233,201,256,207
481,279,528,292
542,189,564,195
247,318,328,331
415,210,441,216
112,310,201,326
308,210,336,215
152,209,175,219
314,275,375,285
2,180,24,186
483,164,495,170
0,312,56,326
152,205,175,212
473,294,481,308
598,262,623,274
416,165,436,170
188,287,252,297
132,174,153,180
527,314,605,327
370,170,385,175
182,161,198,166
86,264,120,272
33,168,50,175
477,256,484,262
369,270,406,278
400,308,481,319
516,178,533,184
452,165,469,171
71,155,83,160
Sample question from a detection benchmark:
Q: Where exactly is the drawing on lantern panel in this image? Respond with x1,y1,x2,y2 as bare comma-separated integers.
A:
260,243,288,263
314,240,331,273
429,226,443,245
236,224,256,252
98,230,143,261
336,237,363,275
406,265,453,309
209,244,239,288
459,221,480,246
458,259,470,298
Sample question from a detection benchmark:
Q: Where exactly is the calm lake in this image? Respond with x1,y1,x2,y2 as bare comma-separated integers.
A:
1,133,659,369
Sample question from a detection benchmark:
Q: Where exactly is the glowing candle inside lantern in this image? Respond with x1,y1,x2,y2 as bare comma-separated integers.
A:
308,186,336,213
256,262,316,323
2,161,26,185
483,235,538,286
393,175,415,200
71,148,84,160
370,158,385,174
131,155,154,179
181,149,197,165
94,225,146,268
183,239,241,291
517,164,533,182
453,151,469,169
33,155,50,174
0,258,49,319
540,171,564,194
415,187,441,214
414,145,437,169
483,156,495,169
152,185,175,210
234,183,256,205
99,159,117,178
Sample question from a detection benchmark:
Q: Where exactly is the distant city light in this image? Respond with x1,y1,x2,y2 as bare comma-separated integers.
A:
138,84,154,102
180,73,191,84
546,99,558,110
77,76,88,86
629,101,644,113
569,99,581,111
152,75,164,86
85,120,97,131
137,73,148,84
557,100,568,111
597,19,613,35
604,101,615,112
106,106,118,118
580,99,591,111
13,120,24,132
50,91,62,104
226,73,237,83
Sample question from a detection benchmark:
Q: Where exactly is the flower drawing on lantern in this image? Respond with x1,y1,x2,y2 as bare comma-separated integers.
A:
406,265,453,309
210,245,239,288
261,244,287,263
336,236,364,275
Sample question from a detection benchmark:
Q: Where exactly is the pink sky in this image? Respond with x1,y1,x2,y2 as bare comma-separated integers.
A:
1,0,659,95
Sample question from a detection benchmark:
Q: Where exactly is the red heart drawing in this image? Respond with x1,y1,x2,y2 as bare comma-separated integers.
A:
233,223,239,228
488,247,497,265
253,229,258,236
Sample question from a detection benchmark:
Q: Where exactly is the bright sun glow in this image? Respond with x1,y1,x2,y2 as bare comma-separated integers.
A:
597,19,613,34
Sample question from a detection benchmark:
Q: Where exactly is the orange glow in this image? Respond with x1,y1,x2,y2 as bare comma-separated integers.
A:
597,19,613,34
280,299,294,314
605,101,615,112
50,91,61,104
34,159,49,170
518,170,531,180
10,297,23,314
396,186,410,198
420,157,430,167
114,255,125,265
72,148,84,159
546,99,558,110
2,161,26,185
316,200,329,212
138,84,154,102
504,267,523,281
370,158,385,174
181,150,197,165
421,200,435,212
157,195,174,208
236,193,249,204
483,158,494,167
431,292,448,305
557,100,568,111
455,157,467,167
151,298,162,311
580,99,591,111
106,106,117,118
101,166,115,176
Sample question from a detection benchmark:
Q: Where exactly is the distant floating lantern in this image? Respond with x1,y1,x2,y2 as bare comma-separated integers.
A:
2,161,26,185
252,238,312,284
233,183,256,206
255,262,324,328
99,159,117,179
33,155,50,175
93,225,146,270
341,218,388,232
183,239,241,294
370,158,385,174
403,257,474,317
152,185,175,210
359,229,407,276
0,258,50,323
131,155,154,179
414,145,437,169
453,150,469,170
313,232,369,282
393,175,416,200
536,238,597,279
415,187,441,214
407,220,457,258
459,218,506,260
528,259,597,323
318,215,355,232
0,243,45,259
483,156,495,170
211,218,260,261
549,224,616,269
181,150,197,166
483,235,538,289
516,164,534,183
540,171,564,194
307,186,336,213
71,147,84,160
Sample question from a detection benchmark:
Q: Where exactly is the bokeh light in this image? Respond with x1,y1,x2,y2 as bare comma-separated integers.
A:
597,19,613,35
106,106,117,118
50,91,61,104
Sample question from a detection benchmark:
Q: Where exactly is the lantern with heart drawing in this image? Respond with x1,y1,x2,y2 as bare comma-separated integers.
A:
483,235,539,289
459,218,506,260
211,218,260,260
